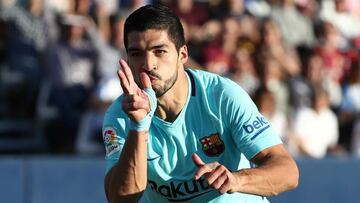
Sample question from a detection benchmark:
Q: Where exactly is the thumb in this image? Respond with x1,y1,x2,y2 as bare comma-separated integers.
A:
192,153,205,167
140,72,152,89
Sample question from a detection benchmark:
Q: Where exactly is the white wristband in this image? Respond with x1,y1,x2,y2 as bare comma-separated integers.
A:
129,88,157,131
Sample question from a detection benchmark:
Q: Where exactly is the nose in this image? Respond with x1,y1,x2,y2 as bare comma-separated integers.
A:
142,53,156,71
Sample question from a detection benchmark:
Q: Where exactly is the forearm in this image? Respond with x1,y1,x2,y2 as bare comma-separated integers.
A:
234,149,299,196
105,130,148,203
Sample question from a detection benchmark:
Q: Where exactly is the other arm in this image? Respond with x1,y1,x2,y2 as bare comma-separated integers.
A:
193,144,299,196
104,59,155,203
236,144,298,196
105,130,148,203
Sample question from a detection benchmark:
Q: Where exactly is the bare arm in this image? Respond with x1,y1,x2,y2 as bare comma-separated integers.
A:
193,144,299,197
104,59,155,203
235,144,299,196
104,130,148,203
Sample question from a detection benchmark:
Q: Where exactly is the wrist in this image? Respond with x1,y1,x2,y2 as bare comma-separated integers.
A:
128,88,157,132
233,169,248,193
129,114,153,132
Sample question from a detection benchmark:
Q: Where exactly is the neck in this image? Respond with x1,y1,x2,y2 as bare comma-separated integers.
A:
155,69,189,122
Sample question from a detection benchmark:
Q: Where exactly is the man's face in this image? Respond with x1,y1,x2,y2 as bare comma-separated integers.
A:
126,29,187,97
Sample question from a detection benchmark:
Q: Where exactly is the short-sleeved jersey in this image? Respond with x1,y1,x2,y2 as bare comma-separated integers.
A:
102,69,282,203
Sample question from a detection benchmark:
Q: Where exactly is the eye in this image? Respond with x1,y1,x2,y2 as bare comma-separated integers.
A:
129,51,141,57
155,50,166,56
130,53,138,57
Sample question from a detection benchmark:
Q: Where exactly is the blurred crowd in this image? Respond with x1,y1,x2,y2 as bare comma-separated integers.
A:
0,0,359,159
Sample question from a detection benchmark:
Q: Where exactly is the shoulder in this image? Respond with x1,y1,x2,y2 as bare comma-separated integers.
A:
186,68,234,85
186,68,248,99
186,68,257,118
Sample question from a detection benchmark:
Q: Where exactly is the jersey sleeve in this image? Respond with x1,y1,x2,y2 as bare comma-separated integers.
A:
102,105,128,174
220,80,282,160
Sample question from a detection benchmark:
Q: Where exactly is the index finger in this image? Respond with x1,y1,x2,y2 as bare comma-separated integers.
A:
117,69,131,94
119,59,135,84
194,162,219,180
192,153,205,167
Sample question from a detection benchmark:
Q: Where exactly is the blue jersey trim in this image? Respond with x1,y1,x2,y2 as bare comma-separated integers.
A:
185,69,196,96
250,125,270,140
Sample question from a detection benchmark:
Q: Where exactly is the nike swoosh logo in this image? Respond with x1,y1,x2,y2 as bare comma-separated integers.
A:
147,156,160,161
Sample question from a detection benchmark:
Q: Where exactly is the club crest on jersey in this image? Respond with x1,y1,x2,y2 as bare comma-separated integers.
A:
199,133,225,157
103,126,120,157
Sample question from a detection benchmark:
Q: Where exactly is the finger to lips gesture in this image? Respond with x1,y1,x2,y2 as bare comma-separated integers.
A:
117,59,153,122
192,153,239,194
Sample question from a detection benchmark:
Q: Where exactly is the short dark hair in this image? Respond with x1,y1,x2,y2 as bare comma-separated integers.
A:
123,4,185,52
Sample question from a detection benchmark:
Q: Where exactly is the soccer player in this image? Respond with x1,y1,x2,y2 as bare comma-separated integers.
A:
103,4,299,203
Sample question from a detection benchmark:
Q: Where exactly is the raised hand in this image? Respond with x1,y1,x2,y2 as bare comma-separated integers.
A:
192,153,240,194
117,59,153,122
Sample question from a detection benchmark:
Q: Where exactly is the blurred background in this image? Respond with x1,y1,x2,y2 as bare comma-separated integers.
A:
0,0,359,202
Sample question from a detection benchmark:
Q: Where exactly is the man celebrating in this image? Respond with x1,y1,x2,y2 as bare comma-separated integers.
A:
103,4,298,203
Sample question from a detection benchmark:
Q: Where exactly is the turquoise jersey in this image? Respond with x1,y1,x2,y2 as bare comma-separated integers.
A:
102,69,282,203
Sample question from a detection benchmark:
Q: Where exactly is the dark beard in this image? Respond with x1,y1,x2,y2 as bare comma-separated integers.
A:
153,69,178,97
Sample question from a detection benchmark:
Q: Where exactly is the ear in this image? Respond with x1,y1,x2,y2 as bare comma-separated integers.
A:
179,45,188,64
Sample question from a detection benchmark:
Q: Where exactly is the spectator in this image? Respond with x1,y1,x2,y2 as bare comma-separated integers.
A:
340,58,360,120
315,21,344,108
286,60,311,113
45,14,98,153
253,85,288,140
320,0,360,41
169,0,208,28
76,12,126,154
291,85,340,158
0,0,48,117
339,58,360,151
203,16,240,75
270,0,316,47
260,56,290,115
346,0,360,17
168,0,209,64
87,11,127,90
228,41,260,95
209,0,249,20
257,19,300,77
119,0,152,12
237,14,262,45
71,0,92,16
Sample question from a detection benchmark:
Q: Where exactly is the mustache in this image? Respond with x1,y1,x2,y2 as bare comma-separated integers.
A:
144,70,161,80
